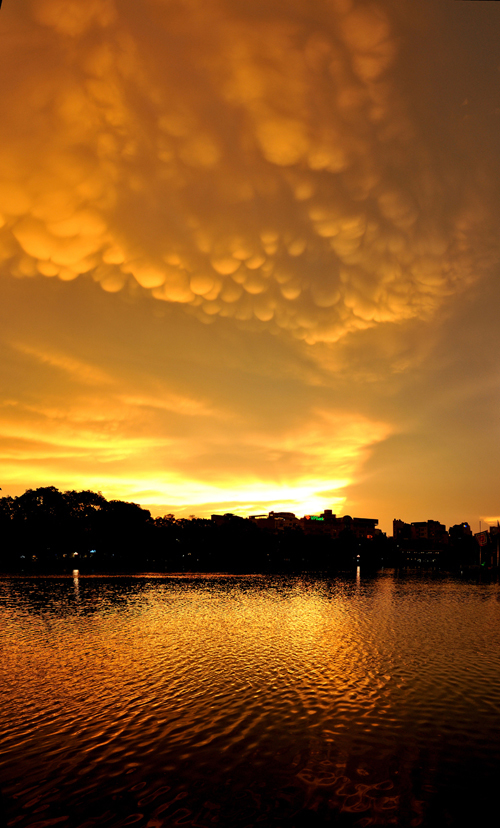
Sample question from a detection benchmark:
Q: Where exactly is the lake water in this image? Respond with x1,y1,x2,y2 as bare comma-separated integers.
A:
1,572,500,828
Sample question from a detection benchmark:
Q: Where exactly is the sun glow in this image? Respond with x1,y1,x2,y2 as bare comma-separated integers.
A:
139,478,349,519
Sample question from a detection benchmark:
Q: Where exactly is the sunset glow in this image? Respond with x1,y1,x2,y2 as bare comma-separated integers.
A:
1,0,499,531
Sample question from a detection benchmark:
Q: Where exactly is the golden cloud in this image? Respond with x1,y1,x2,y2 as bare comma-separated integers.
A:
0,331,390,516
0,0,492,345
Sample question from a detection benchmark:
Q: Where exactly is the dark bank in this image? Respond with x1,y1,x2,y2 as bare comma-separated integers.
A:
1,487,496,576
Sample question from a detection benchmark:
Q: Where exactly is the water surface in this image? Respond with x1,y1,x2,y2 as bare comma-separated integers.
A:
1,571,500,827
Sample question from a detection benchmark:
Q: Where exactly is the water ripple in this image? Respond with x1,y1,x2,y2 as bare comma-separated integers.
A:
1,573,500,827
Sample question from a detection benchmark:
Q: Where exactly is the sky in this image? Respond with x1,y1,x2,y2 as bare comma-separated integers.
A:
0,0,499,534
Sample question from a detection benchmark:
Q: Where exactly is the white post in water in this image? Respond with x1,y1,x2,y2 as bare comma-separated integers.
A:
73,569,79,577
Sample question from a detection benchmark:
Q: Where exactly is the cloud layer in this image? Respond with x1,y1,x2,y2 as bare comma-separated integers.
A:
0,0,493,345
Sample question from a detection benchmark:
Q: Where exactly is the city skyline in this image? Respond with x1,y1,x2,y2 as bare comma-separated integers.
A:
1,483,497,540
0,0,499,535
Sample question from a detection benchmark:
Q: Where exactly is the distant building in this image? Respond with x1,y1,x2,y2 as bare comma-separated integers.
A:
249,509,379,538
393,519,412,541
394,519,448,543
211,513,245,526
393,518,448,566
449,522,472,539
249,511,299,531
301,512,379,539
410,520,448,544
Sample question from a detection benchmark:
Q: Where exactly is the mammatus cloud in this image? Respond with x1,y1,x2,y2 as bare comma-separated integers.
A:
0,0,492,344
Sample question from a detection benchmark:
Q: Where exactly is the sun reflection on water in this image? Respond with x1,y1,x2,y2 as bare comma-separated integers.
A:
1,574,500,827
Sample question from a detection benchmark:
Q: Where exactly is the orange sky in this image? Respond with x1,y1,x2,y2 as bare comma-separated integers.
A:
0,0,499,533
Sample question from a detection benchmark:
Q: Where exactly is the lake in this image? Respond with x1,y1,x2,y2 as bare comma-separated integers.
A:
1,571,500,827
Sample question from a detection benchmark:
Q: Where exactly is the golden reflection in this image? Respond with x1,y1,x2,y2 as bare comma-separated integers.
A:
4,576,500,827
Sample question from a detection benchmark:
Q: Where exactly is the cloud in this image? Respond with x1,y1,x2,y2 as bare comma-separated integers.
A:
0,372,388,517
0,0,494,345
483,518,500,528
12,342,112,385
0,273,391,517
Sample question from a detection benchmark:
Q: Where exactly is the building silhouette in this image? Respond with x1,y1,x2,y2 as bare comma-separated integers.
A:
246,509,379,538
